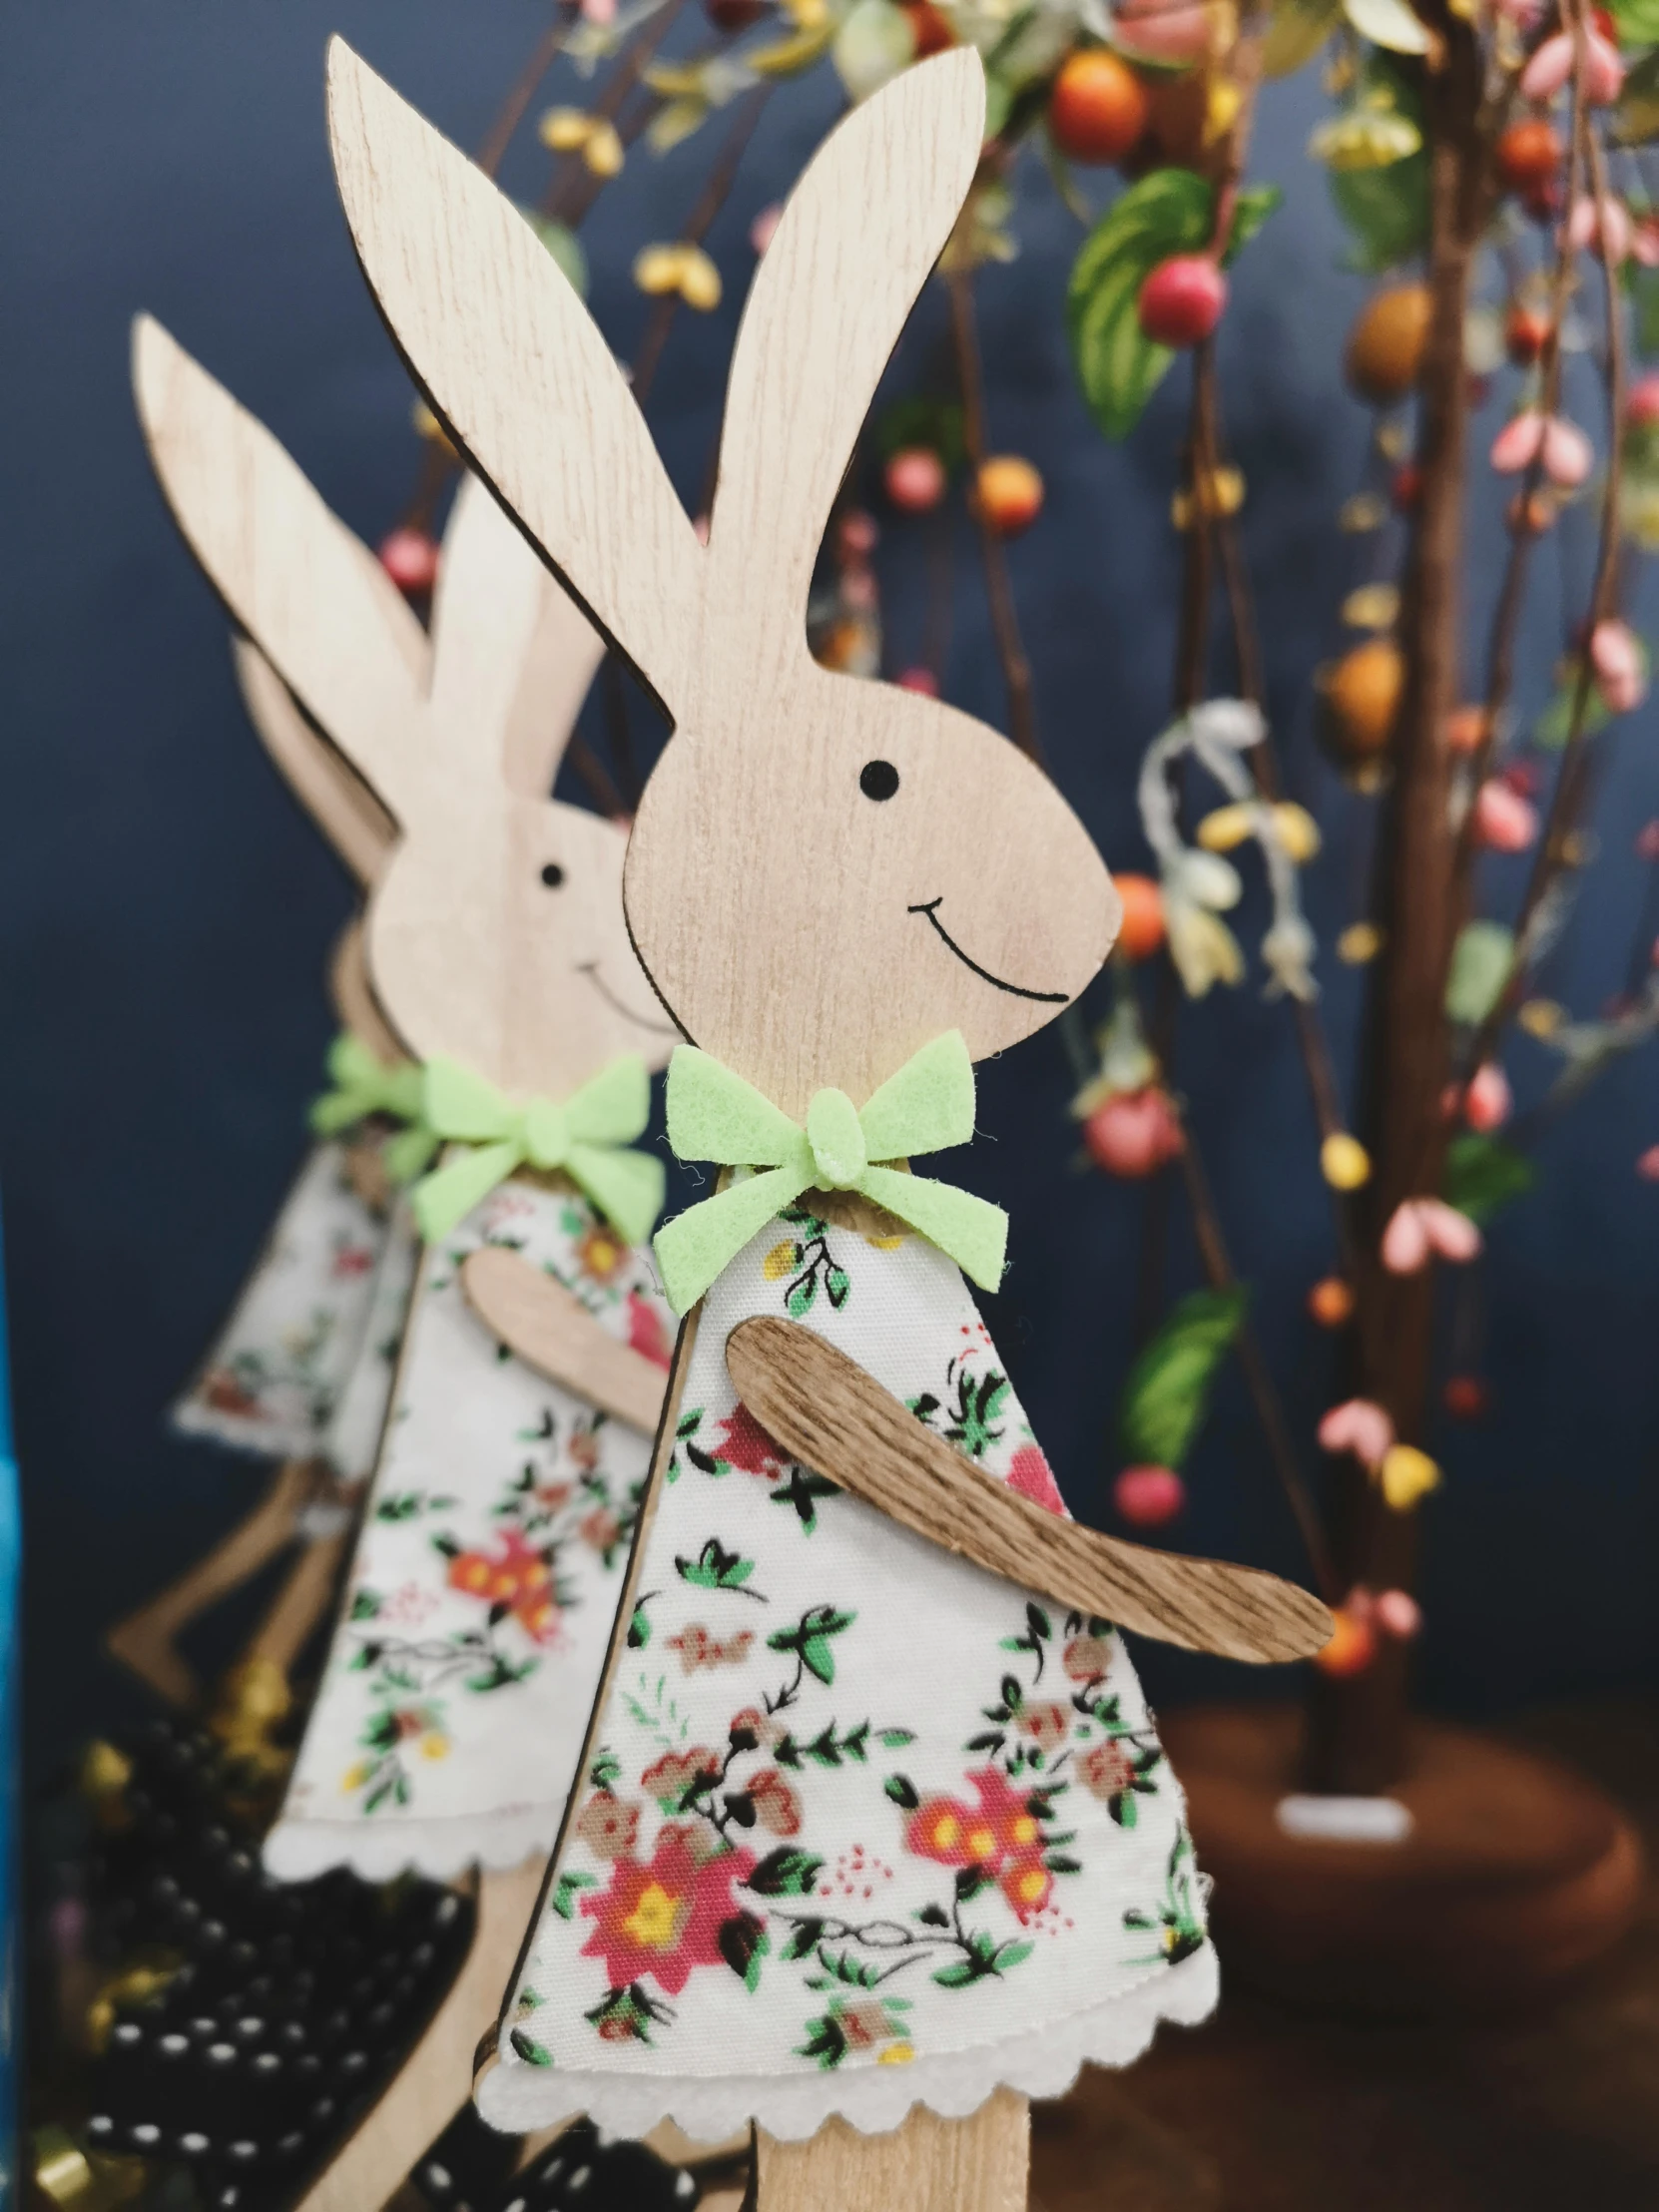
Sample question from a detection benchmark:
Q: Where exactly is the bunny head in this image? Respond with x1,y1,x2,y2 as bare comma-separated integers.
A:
133,317,677,1099
326,46,1119,1119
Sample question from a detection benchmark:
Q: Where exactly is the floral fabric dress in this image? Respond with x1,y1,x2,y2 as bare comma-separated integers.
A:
173,1139,391,1460
479,1201,1217,2144
265,1177,674,1884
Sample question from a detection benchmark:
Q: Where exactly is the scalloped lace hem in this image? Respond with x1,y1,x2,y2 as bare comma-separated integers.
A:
263,1803,557,1885
171,1401,320,1461
476,1943,1218,2142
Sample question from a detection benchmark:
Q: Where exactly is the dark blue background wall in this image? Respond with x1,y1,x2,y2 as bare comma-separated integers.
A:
4,2,1657,1780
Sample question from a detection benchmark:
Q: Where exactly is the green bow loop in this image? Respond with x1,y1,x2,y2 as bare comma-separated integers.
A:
309,1033,424,1138
408,1053,663,1247
653,1032,1007,1315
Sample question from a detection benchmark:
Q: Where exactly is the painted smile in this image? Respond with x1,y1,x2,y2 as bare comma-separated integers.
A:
577,960,679,1034
907,899,1069,1004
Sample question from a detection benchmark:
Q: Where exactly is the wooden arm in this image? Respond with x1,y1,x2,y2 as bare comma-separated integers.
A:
725,1318,1333,1667
460,1248,669,1435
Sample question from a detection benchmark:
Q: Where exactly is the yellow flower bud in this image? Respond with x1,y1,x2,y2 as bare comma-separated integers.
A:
1342,583,1400,631
633,245,686,296
1273,803,1322,862
1517,997,1564,1040
1338,921,1383,964
676,246,723,311
1196,804,1256,853
1321,1132,1372,1191
763,1240,796,1281
1380,1443,1440,1511
585,120,625,178
539,106,593,152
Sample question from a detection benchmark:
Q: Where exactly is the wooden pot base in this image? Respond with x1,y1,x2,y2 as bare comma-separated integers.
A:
1160,1704,1644,2016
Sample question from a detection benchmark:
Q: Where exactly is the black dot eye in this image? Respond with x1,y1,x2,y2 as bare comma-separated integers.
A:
539,862,565,889
859,760,899,802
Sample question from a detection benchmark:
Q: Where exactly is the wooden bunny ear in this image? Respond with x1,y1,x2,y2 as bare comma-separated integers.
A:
427,471,563,782
326,39,702,725
706,50,985,658
499,577,609,804
232,639,395,889
134,314,431,823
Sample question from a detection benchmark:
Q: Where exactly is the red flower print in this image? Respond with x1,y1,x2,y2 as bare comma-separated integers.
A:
1063,1633,1112,1682
567,1424,602,1474
331,1243,375,1279
626,1291,672,1371
576,1792,642,1861
576,1223,629,1283
1006,1443,1066,1515
446,1529,560,1643
966,1767,1044,1858
729,1705,786,1750
668,1623,754,1673
203,1370,261,1416
535,1480,574,1511
579,1828,756,1995
1000,1855,1053,1922
579,1506,622,1556
1016,1701,1070,1751
713,1402,788,1478
1078,1741,1137,1802
747,1768,803,1838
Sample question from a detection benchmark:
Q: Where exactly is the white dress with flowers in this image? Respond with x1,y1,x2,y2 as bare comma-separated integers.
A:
479,1200,1217,2143
173,1139,391,1461
265,1177,674,1883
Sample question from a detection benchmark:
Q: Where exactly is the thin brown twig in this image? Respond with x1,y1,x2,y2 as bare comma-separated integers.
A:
476,7,579,178
541,0,694,223
946,263,1042,764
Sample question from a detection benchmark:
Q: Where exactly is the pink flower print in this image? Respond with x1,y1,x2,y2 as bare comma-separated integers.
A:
667,1622,754,1673
626,1291,672,1371
1318,1398,1395,1471
1017,1701,1070,1751
1063,1632,1112,1682
1006,1442,1066,1514
713,1402,789,1478
747,1768,804,1838
576,1793,642,1861
1078,1740,1137,1802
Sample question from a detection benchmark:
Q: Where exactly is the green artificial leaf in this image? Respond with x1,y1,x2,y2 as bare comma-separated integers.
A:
1533,674,1613,750
1329,150,1429,271
876,395,966,470
1444,920,1514,1025
1066,168,1213,442
1613,49,1659,144
1117,1286,1248,1471
522,213,588,298
1442,1133,1537,1225
1225,185,1284,264
1263,0,1346,77
1612,0,1659,48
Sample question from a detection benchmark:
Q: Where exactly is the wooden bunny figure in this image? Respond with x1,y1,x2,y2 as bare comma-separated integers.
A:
107,625,410,1709
323,37,1333,2211
133,321,683,2206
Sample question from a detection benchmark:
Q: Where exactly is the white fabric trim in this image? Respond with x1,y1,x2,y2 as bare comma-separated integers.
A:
263,1803,556,1885
475,1943,1218,2142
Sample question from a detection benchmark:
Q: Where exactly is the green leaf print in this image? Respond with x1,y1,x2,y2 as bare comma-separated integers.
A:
551,1870,598,1921
768,1605,854,1687
718,1911,771,1990
677,1537,763,1596
745,1848,826,1897
509,2029,554,2065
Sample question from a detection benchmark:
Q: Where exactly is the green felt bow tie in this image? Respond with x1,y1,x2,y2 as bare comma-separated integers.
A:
409,1053,665,1248
309,1033,436,1184
653,1031,1007,1315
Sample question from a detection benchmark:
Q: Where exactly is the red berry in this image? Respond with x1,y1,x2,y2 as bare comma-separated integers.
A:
1442,1374,1489,1420
1114,1465,1185,1526
1113,872,1165,961
1138,255,1227,348
1315,1607,1379,1678
902,0,955,57
1083,1088,1184,1178
974,456,1044,538
1390,462,1422,514
895,667,939,696
1504,303,1552,366
378,527,440,595
1048,49,1150,166
706,0,766,27
883,446,947,514
1628,372,1659,428
1495,116,1562,196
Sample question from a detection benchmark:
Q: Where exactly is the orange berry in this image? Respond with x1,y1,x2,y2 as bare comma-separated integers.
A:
1315,1606,1379,1678
1114,871,1166,960
1444,704,1487,756
974,455,1043,537
1324,638,1404,764
1504,303,1552,366
1308,1276,1355,1328
1048,49,1150,167
1496,117,1562,196
902,0,955,56
1345,284,1432,406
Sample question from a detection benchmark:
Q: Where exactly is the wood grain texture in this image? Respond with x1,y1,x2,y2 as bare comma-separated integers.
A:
754,2091,1028,2212
325,43,1120,1121
726,1319,1333,1666
460,1247,667,1434
233,638,395,889
294,1858,545,2212
104,1458,315,1708
244,1518,351,1677
135,316,670,1098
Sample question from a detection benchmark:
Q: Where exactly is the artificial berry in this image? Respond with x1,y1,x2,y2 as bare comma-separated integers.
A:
1114,1464,1186,1526
1442,1374,1489,1420
1345,282,1431,404
1390,462,1422,513
378,527,440,595
1114,871,1166,961
1308,1276,1355,1328
883,446,947,514
1315,1605,1379,1678
1504,303,1552,366
706,0,767,27
1138,255,1227,347
1495,116,1562,196
1628,372,1659,428
902,0,956,56
1324,638,1403,764
974,455,1044,537
895,667,939,696
1047,49,1150,166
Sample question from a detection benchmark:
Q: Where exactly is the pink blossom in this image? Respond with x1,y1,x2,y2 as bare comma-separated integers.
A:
1521,27,1622,105
1590,619,1648,714
1638,1144,1659,1181
1629,373,1659,428
1473,778,1539,852
1375,1589,1422,1639
581,0,617,22
1564,192,1633,266
1382,1198,1482,1276
1444,1061,1512,1132
1318,1398,1395,1470
1635,218,1659,269
896,667,939,696
749,203,783,257
1489,410,1592,487
1638,820,1659,861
